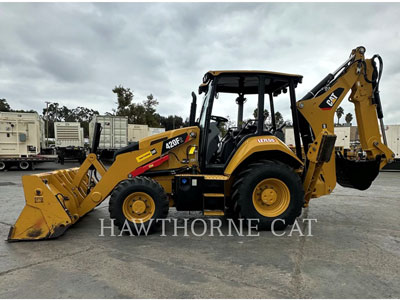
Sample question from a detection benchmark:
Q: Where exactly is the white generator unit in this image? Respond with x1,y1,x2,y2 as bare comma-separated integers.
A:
384,125,400,159
0,112,41,157
128,124,149,143
284,127,297,147
285,126,350,148
334,126,351,148
149,127,165,136
89,115,128,150
54,122,84,148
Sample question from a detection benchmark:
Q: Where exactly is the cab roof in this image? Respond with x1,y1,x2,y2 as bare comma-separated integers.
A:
200,70,303,96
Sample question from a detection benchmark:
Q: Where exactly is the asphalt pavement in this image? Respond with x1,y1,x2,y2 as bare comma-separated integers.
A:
0,162,399,298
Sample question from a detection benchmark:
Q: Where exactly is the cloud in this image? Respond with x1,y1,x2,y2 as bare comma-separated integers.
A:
0,2,399,124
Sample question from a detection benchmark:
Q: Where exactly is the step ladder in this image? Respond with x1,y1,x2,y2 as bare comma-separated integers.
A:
202,175,229,216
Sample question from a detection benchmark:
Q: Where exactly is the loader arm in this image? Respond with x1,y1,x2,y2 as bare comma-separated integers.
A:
8,127,199,241
298,46,394,202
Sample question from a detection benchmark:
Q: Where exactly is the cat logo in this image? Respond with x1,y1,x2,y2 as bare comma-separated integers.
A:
326,93,338,106
319,88,344,110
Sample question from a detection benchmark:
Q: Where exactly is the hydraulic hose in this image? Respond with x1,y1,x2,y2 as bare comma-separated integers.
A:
300,54,355,101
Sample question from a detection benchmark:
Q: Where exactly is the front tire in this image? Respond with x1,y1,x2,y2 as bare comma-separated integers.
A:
232,160,304,230
109,177,169,235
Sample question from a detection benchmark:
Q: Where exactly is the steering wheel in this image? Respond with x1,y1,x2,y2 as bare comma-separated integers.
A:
211,115,228,124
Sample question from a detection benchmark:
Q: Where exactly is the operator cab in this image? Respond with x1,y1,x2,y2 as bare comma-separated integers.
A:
195,70,303,174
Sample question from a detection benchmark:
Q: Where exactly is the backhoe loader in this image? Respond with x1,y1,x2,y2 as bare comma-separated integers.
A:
7,46,394,241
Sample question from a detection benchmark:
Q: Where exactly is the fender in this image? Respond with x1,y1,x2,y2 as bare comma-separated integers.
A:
224,136,303,175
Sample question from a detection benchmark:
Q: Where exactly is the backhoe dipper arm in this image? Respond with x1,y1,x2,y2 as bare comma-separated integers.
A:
297,46,394,197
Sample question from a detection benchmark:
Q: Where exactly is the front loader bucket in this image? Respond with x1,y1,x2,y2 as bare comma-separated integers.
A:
8,168,90,241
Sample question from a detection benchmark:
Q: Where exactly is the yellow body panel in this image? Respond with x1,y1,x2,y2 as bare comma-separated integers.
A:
224,135,303,175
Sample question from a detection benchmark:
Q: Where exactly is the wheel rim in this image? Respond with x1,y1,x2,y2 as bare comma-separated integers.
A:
252,178,290,217
122,192,155,223
19,161,29,170
0,162,5,170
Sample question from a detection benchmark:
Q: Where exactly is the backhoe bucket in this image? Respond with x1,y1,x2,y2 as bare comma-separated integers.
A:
336,153,381,190
8,168,90,241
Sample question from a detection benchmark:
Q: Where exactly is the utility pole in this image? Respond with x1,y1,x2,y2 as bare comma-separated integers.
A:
45,101,50,148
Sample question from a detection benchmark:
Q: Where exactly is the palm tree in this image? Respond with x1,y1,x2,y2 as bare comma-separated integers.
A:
336,106,344,125
345,113,353,124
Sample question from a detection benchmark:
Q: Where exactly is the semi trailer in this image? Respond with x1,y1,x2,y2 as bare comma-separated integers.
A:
0,112,57,171
54,122,86,164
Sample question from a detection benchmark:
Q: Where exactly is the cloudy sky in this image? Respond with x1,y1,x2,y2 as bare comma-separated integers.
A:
1,2,400,124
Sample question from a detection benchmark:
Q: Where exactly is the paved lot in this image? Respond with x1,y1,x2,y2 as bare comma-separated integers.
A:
0,162,399,298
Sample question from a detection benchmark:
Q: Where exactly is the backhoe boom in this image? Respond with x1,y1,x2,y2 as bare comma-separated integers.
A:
298,46,394,196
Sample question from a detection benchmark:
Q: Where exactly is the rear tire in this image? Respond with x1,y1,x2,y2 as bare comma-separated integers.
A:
232,160,304,231
18,161,31,170
0,161,7,171
109,177,169,235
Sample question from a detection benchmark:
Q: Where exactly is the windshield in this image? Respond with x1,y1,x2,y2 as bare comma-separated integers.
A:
198,81,213,129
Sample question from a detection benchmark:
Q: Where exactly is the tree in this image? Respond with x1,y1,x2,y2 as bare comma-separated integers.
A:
112,85,134,117
110,85,190,130
111,86,162,126
72,106,99,137
160,115,184,131
112,85,142,123
274,111,284,127
336,106,344,125
42,102,98,137
129,103,147,124
183,117,190,127
345,112,353,124
143,94,161,127
253,108,270,127
43,102,59,121
42,102,60,138
0,99,10,112
253,108,269,120
0,98,36,113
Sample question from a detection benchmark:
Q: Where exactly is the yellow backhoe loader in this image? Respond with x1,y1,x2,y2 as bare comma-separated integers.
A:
8,46,394,241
